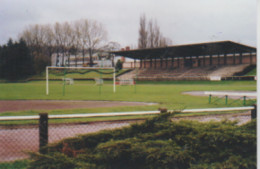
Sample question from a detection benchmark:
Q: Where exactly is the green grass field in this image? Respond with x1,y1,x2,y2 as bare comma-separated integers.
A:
0,80,256,118
0,80,257,167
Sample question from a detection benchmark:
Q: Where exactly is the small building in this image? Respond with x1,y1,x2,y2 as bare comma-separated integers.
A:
51,51,113,67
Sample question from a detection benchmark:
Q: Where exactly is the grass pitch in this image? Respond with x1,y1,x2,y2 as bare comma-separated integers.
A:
0,80,256,116
0,80,256,124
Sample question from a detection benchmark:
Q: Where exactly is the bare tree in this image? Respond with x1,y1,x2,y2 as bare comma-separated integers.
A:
19,24,52,72
138,14,148,49
19,28,34,56
20,19,111,68
86,20,107,67
159,36,172,47
72,20,82,67
41,24,55,58
62,22,75,66
54,22,63,66
80,19,89,66
153,22,160,47
102,41,121,67
138,15,172,49
20,24,44,55
148,19,155,48
54,22,72,66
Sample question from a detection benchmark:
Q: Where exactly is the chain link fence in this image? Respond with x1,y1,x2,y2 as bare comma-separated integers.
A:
0,106,256,168
0,116,134,168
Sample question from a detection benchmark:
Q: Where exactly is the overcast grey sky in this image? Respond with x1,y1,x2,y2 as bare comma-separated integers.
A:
0,0,257,47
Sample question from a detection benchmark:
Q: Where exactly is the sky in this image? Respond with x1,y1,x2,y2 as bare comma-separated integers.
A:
0,0,257,48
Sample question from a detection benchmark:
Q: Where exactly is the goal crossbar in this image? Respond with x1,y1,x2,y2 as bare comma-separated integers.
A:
46,66,116,95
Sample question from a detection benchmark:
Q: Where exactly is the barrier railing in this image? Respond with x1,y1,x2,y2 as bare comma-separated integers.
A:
205,91,257,105
0,106,256,121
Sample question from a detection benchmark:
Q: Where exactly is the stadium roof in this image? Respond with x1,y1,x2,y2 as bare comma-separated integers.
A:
111,41,256,59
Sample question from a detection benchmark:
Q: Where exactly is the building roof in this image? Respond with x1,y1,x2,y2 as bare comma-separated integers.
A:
111,41,256,59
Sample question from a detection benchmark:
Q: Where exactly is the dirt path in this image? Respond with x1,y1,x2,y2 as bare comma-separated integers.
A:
0,100,155,113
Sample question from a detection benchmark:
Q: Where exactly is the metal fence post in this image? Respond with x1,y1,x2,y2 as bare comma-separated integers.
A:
251,104,257,119
39,113,48,154
225,95,228,105
243,96,246,106
159,108,168,113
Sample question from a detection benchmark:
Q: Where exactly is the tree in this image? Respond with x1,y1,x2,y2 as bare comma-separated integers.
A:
85,20,107,67
53,22,64,66
0,39,34,80
102,41,121,67
62,22,75,66
138,14,148,49
34,53,50,74
20,25,52,72
138,14,172,49
72,20,83,67
41,24,55,58
148,19,155,48
115,59,123,71
19,19,111,69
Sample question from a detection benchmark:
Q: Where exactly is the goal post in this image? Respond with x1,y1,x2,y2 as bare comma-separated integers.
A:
46,66,116,95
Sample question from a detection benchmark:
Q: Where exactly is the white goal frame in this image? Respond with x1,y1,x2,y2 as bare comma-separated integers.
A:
46,66,116,95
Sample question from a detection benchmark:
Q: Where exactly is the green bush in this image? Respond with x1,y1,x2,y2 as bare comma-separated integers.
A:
28,113,256,169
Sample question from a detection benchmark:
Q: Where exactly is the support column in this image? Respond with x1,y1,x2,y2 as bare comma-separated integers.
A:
196,56,199,67
160,58,163,68
233,53,236,65
239,53,243,64
144,58,146,68
184,56,186,68
134,59,136,68
190,56,193,68
177,57,180,68
217,53,220,65
140,59,142,68
203,55,206,67
150,58,152,68
154,58,157,69
250,52,253,64
171,56,174,68
224,53,227,65
165,58,168,69
209,55,212,66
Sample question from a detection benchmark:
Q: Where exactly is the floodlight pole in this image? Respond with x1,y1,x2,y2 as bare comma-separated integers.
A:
46,67,49,95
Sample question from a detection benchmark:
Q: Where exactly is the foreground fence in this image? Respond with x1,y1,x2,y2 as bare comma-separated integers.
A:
0,106,256,164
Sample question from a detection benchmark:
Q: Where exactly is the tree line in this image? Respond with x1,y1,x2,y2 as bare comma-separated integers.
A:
20,19,120,68
138,14,172,49
0,15,172,80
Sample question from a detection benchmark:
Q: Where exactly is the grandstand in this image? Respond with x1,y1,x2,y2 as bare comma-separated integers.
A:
111,41,256,81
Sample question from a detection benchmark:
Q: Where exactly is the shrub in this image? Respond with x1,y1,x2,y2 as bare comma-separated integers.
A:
28,113,256,169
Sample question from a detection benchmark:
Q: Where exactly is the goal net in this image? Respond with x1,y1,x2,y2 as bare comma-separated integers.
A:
46,66,116,95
